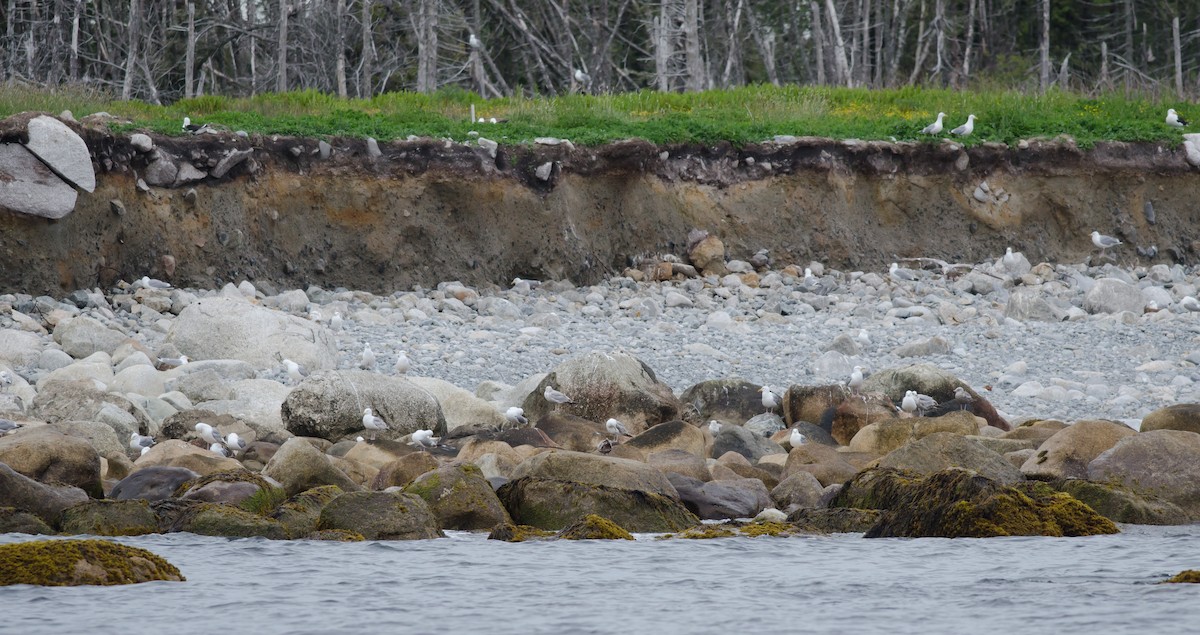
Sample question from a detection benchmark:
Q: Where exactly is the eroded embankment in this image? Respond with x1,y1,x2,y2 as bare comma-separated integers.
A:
1,127,1198,296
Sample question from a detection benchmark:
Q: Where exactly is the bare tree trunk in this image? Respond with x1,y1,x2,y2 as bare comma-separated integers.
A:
185,2,195,98
121,0,140,99
873,0,883,86
277,0,289,92
720,0,745,87
683,0,706,91
859,0,870,86
69,0,81,82
361,0,375,97
1099,39,1109,91
4,0,15,80
746,8,779,85
250,36,258,96
932,0,944,82
415,0,439,92
1123,0,1133,91
809,2,826,85
652,3,673,91
1173,15,1183,97
908,0,929,84
824,0,849,86
1038,0,1049,92
961,0,975,86
335,0,347,97
887,0,910,86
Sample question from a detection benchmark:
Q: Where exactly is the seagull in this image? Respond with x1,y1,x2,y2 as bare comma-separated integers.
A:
921,112,946,135
468,33,481,49
224,432,247,456
195,422,225,445
707,420,722,435
1180,296,1200,312
129,432,155,452
0,370,12,389
915,392,939,415
504,407,528,427
1091,231,1122,258
139,276,172,290
1002,247,1020,272
953,387,975,410
605,418,631,437
544,385,575,406
789,428,807,448
330,312,344,331
360,344,376,371
181,117,212,134
362,407,389,440
901,390,918,414
849,365,865,395
411,429,437,449
759,386,781,412
157,355,188,370
573,68,591,87
950,114,976,137
889,262,917,281
0,419,22,434
209,442,231,457
356,436,365,443
1167,108,1189,128
393,351,411,375
282,358,309,383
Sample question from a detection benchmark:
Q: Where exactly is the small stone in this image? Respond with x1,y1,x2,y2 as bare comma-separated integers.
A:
318,140,332,159
535,162,553,181
477,137,498,159
110,199,126,216
129,134,154,153
366,137,382,158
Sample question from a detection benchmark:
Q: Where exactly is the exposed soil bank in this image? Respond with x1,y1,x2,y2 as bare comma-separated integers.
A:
2,129,1198,296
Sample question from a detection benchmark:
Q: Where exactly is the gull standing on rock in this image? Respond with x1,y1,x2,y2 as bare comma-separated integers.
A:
1167,109,1190,128
544,385,575,407
708,421,722,435
1180,296,1200,312
0,419,22,435
225,432,247,457
1002,247,1021,272
209,442,231,457
606,418,631,438
1091,231,1122,259
394,351,411,375
129,432,155,454
915,392,938,415
789,428,807,449
330,312,344,332
849,366,865,395
195,422,225,446
889,262,917,282
921,112,946,135
411,429,437,450
362,407,389,440
283,358,309,383
360,344,376,371
953,387,975,410
505,407,528,427
950,114,976,137
759,386,781,413
901,390,918,414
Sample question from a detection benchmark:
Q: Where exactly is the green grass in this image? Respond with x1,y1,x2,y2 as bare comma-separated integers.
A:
0,84,1191,148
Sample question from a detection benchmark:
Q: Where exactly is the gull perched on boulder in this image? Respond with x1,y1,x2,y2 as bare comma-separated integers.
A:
129,432,155,455
544,385,575,406
209,442,231,457
411,429,437,449
759,386,781,413
950,114,976,137
921,112,946,135
848,366,865,395
360,344,376,371
394,351,411,375
1002,247,1021,272
195,422,225,445
282,358,309,383
708,421,722,435
1167,108,1189,128
901,390,918,415
138,276,172,290
605,418,631,437
789,428,807,449
225,432,247,457
362,407,389,440
0,419,22,435
504,407,529,427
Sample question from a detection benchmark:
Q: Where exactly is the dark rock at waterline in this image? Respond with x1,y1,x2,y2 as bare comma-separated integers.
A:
110,466,200,502
0,462,88,527
0,539,183,586
1028,479,1189,525
59,499,159,536
786,507,882,533
166,502,288,539
0,506,53,534
404,464,511,530
316,491,444,540
666,473,772,520
862,364,1009,431
830,467,1119,538
678,378,766,425
272,485,345,539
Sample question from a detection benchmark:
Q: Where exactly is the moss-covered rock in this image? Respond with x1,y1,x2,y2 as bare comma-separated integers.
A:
786,507,883,533
306,529,365,541
271,485,344,538
662,519,820,539
831,467,1119,538
668,525,738,539
175,469,277,506
486,522,557,542
1037,479,1190,525
0,539,184,586
403,464,511,530
557,514,635,540
59,499,158,536
169,502,288,539
316,491,443,540
0,507,53,535
1164,570,1200,584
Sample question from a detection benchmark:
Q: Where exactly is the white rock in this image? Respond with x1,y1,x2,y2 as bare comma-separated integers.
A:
129,133,154,153
0,142,78,218
24,115,95,192
166,296,338,371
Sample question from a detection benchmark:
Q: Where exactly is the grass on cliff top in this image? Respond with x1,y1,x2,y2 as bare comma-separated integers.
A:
0,84,1191,148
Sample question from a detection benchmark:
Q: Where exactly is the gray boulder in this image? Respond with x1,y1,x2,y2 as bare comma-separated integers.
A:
1083,278,1145,315
771,471,826,510
53,315,129,359
0,142,77,219
24,115,95,192
262,437,362,496
316,491,443,540
166,296,337,370
0,462,89,526
678,378,767,425
282,370,446,441
1005,288,1065,322
404,464,511,530
878,432,1024,484
110,466,201,501
710,425,785,462
1088,430,1200,519
666,473,772,520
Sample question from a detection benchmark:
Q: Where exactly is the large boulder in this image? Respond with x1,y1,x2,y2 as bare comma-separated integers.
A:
316,491,443,540
829,397,897,445
1083,278,1145,315
710,425,785,462
1044,479,1190,525
783,384,849,429
262,438,362,496
31,379,152,440
166,296,337,370
406,377,507,432
647,449,711,482
0,462,89,526
110,466,200,502
624,420,706,457
497,450,699,532
830,467,1119,538
846,419,914,455
0,539,183,586
666,473,772,520
48,420,124,459
1088,430,1200,519
1140,404,1200,435
167,502,288,539
133,440,245,476
0,141,78,219
862,364,1009,430
0,328,43,367
0,427,102,498
271,485,345,538
534,413,604,452
24,114,96,192
372,452,440,490
404,464,511,530
1020,420,1135,480
281,370,446,441
59,500,159,536
783,443,859,487
678,378,766,424
53,316,130,359
520,351,681,434
771,472,826,510
0,507,53,535
878,432,1024,484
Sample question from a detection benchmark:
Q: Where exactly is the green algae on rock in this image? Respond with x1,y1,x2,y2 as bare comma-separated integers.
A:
0,507,54,535
831,467,1119,538
486,522,557,543
168,502,288,539
557,514,635,540
271,485,344,539
59,499,158,536
0,539,184,586
1164,570,1200,584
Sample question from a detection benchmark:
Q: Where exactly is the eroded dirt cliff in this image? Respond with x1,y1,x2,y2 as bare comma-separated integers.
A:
2,127,1198,295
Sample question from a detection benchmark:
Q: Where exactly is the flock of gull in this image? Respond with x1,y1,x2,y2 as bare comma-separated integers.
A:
919,108,1190,137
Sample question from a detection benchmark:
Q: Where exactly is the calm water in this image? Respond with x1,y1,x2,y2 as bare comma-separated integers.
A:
3,525,1199,634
